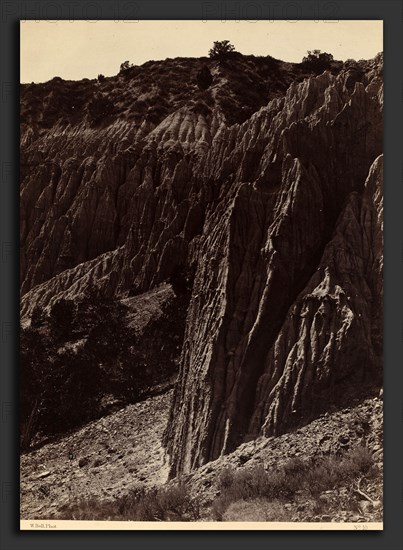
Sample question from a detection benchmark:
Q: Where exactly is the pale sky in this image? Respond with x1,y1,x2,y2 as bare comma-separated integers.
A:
20,20,383,83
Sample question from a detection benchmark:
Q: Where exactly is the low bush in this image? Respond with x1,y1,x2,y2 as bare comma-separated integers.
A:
196,65,213,90
56,446,377,522
222,498,292,522
213,446,376,520
58,498,117,521
59,482,200,521
134,484,199,521
87,93,114,124
301,50,334,74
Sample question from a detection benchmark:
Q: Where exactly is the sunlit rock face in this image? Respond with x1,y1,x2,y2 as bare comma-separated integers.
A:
20,53,383,476
163,57,383,476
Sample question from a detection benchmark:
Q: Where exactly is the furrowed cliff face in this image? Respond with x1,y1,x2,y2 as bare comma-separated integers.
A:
20,54,383,476
20,54,299,302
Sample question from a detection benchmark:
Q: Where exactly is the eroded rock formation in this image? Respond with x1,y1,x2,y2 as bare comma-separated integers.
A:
164,58,383,475
20,53,383,477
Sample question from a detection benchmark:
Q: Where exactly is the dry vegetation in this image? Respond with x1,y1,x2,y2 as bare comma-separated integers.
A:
211,445,379,521
20,53,344,131
56,444,381,522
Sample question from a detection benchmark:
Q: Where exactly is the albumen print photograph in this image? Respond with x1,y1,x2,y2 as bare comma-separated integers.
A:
20,20,383,529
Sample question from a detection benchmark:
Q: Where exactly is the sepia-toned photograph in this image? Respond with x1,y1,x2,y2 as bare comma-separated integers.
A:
20,20,383,530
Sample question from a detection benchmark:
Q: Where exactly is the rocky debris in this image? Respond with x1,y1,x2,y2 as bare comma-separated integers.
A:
20,392,172,520
78,457,90,468
181,396,383,522
183,396,382,496
36,471,51,479
20,392,382,523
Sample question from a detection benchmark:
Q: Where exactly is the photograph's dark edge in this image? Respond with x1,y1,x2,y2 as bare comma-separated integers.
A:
19,18,385,528
1,1,403,549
